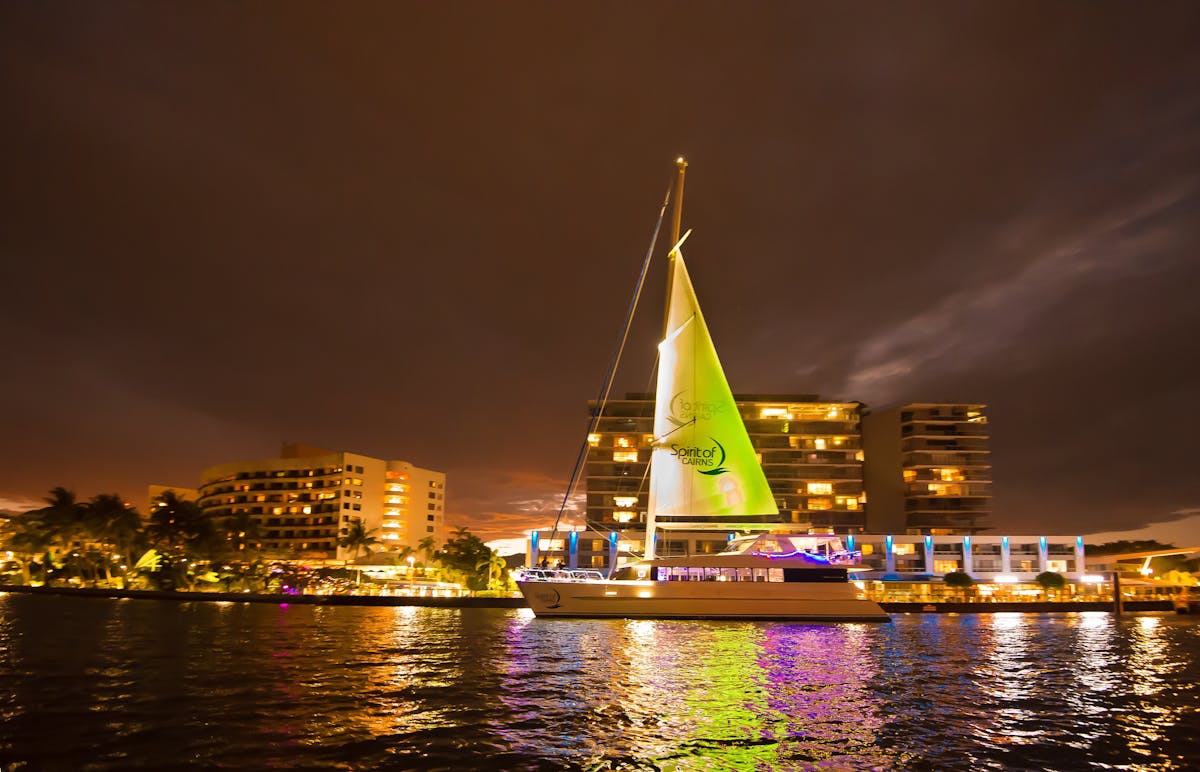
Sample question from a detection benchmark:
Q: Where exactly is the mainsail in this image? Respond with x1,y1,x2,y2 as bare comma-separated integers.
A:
645,240,779,549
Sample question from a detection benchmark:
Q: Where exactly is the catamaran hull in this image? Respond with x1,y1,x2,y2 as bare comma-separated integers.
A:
517,580,889,622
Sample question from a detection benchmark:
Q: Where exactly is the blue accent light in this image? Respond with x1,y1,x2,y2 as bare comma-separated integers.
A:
885,535,894,553
569,532,578,548
1040,536,1047,549
531,532,539,549
924,535,933,550
846,534,855,551
610,532,618,545
1002,536,1009,548
727,532,735,541
1076,536,1084,548
964,536,971,548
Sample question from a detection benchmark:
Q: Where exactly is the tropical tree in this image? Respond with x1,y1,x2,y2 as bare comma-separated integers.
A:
438,527,496,592
1035,571,1067,599
37,487,87,576
86,493,144,587
145,490,215,590
476,550,511,594
338,520,379,563
5,512,53,585
943,570,975,600
148,490,208,552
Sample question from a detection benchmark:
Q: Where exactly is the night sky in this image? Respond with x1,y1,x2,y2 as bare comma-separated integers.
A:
3,3,1198,542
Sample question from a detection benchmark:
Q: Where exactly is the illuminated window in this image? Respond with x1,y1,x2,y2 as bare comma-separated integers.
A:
615,436,634,448
893,543,915,555
855,450,864,462
938,468,964,482
614,496,637,508
760,407,790,418
903,470,917,483
814,438,827,450
861,544,874,555
613,511,636,523
832,437,846,446
587,434,600,447
934,560,960,573
837,496,858,510
807,482,833,495
808,498,832,510
613,450,638,462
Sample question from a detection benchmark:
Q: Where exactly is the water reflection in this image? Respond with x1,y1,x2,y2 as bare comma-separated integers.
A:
1,596,1199,771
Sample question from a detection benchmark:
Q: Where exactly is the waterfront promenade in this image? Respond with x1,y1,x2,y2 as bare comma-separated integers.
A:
1,584,1174,613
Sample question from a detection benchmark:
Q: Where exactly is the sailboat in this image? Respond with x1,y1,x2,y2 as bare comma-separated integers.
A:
517,161,889,622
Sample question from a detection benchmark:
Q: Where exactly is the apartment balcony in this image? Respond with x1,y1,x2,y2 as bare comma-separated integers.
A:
901,438,990,453
901,424,990,439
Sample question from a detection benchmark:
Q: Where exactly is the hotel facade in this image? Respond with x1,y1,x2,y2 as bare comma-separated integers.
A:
586,395,993,536
862,403,992,534
586,393,868,533
196,444,445,562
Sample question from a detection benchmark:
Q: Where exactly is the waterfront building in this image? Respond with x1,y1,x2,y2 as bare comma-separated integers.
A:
861,403,992,534
197,444,445,562
524,528,1082,583
586,393,866,533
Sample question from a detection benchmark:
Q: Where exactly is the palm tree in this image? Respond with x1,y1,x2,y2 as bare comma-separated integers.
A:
85,494,143,587
476,550,509,593
29,487,90,584
148,490,206,552
338,520,379,563
6,513,53,585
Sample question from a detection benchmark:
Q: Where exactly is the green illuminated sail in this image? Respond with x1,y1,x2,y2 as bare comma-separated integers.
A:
647,244,779,528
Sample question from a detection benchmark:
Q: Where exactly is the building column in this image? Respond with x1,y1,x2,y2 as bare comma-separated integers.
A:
962,535,973,575
1001,536,1011,573
1038,536,1049,574
569,531,579,569
924,535,935,574
608,532,619,575
1074,536,1086,574
885,535,896,574
531,531,540,567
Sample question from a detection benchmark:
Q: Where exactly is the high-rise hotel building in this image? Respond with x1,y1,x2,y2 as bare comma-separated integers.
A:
862,404,992,534
197,444,446,562
585,394,867,533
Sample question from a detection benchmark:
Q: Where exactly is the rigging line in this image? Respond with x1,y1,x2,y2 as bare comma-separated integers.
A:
546,180,673,558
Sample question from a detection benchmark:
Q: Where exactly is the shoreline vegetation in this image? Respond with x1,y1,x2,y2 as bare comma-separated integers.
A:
1,487,517,598
0,584,1174,614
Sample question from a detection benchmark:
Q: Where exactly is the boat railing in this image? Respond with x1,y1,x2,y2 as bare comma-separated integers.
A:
517,568,606,583
827,550,864,566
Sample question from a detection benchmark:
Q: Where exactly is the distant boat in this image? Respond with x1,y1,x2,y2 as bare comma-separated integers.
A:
517,161,888,622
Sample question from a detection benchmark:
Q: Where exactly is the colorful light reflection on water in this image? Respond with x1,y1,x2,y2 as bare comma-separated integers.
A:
1,595,1198,770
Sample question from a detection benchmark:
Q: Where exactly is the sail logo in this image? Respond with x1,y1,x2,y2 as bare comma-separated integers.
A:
670,437,729,476
667,390,725,427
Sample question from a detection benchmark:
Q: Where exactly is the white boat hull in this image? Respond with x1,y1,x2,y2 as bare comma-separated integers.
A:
518,578,889,622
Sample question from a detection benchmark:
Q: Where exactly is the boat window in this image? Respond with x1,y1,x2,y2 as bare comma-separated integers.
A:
769,568,784,582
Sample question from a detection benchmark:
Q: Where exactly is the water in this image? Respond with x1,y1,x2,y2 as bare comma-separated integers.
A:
1,594,1197,771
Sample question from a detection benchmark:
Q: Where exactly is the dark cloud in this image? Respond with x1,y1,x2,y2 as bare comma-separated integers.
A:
2,2,1198,537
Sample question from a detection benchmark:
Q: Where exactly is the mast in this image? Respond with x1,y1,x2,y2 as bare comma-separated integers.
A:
662,157,688,339
646,157,688,563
